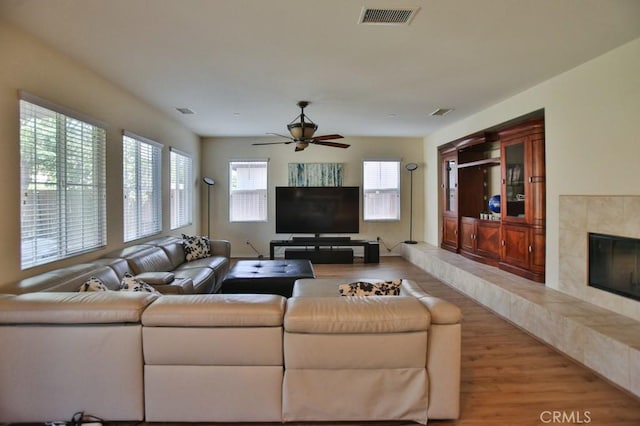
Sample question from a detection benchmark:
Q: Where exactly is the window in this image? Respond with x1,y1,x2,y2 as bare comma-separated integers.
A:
19,94,107,269
170,148,193,229
229,160,268,222
363,160,400,221
123,132,162,241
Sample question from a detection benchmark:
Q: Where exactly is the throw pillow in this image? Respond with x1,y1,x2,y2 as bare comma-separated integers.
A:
338,279,402,296
119,272,160,294
182,233,211,261
79,276,109,292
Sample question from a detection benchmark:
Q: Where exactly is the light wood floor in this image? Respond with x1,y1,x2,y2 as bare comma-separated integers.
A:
311,257,640,426
19,257,637,426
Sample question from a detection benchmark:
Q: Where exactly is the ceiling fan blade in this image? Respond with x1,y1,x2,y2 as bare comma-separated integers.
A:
252,141,292,146
312,141,350,149
313,134,344,141
266,132,293,139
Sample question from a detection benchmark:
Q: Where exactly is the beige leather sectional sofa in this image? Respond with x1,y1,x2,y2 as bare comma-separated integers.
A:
5,236,231,295
0,278,462,424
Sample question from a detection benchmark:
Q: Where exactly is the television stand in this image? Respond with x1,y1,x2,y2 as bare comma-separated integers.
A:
270,238,379,264
291,236,351,243
285,248,353,264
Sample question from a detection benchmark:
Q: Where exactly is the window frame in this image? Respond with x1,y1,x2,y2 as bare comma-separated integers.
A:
228,159,269,223
362,159,401,222
19,92,107,269
170,147,193,230
122,131,163,242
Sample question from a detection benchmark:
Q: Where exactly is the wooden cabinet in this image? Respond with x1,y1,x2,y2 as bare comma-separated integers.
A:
500,223,545,282
439,114,545,283
441,151,459,251
442,216,459,251
498,119,545,282
460,217,500,265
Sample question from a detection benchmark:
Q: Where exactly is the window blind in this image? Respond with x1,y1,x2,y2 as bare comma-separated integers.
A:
123,132,162,241
20,97,107,269
363,160,400,221
170,148,193,229
229,160,268,222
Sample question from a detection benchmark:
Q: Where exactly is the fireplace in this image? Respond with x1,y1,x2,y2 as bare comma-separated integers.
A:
589,233,640,301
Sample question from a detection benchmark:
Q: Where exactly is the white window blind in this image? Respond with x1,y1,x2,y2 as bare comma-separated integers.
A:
20,96,107,269
363,160,400,221
170,148,193,229
123,132,162,241
229,160,268,222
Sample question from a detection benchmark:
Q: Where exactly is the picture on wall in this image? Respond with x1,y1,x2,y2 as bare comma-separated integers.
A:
288,163,343,187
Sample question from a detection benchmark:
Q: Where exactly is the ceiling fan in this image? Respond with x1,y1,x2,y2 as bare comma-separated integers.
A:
253,101,349,152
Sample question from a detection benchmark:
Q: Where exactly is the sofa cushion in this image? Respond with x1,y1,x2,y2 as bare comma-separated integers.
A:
284,296,430,334
338,280,401,296
120,273,160,294
177,255,227,271
141,294,286,327
0,292,158,324
182,234,210,261
125,247,174,275
79,276,110,292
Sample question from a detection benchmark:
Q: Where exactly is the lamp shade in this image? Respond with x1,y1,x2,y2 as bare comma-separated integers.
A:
287,122,317,140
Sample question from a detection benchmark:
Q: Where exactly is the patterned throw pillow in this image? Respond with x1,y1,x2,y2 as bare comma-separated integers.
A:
79,276,109,292
338,279,402,296
182,233,211,261
119,272,159,293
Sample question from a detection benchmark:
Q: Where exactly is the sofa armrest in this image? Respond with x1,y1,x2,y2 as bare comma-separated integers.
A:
136,272,175,285
149,278,195,294
209,239,231,258
418,296,462,325
400,280,462,325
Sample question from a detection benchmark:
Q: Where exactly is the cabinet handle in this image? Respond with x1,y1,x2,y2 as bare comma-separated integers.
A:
529,176,533,183
528,245,532,253
501,240,505,246
502,178,506,185
454,229,458,235
441,183,445,189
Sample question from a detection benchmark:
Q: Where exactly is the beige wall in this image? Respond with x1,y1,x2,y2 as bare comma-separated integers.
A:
0,21,201,288
201,136,424,258
423,37,640,312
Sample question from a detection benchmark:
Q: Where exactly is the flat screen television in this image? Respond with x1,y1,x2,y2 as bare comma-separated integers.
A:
275,186,359,235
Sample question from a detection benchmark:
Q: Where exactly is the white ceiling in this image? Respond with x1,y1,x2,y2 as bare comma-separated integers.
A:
2,0,640,138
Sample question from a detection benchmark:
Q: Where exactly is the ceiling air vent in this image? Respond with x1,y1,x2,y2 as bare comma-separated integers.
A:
359,7,420,25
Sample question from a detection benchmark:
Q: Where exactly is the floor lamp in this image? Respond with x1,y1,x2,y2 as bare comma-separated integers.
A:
404,163,418,244
202,177,215,238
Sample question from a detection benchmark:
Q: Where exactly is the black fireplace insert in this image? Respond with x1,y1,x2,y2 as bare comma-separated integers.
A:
588,232,640,301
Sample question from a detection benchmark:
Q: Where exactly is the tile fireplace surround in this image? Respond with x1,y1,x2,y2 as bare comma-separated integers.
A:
559,195,640,319
402,231,640,397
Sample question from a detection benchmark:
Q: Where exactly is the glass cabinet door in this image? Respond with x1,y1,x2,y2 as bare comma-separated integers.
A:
504,142,525,218
444,158,457,213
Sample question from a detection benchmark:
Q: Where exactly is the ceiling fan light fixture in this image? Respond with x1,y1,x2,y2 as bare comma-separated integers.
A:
287,122,318,140
295,141,309,151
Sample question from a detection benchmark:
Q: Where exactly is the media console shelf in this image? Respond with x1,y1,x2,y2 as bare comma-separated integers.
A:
270,238,379,264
